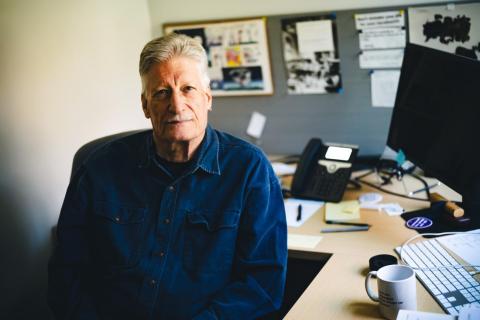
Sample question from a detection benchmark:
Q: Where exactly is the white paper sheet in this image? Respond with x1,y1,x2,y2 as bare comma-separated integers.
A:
396,305,480,320
246,111,266,139
360,49,404,69
359,27,406,50
296,20,334,53
287,234,323,249
396,309,454,320
355,10,405,30
271,162,296,176
437,229,480,271
371,70,400,107
284,198,324,227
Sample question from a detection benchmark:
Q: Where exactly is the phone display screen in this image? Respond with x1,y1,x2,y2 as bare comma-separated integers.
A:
325,146,352,161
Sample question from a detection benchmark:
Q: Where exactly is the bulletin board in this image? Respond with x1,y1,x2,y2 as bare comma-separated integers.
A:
163,1,474,156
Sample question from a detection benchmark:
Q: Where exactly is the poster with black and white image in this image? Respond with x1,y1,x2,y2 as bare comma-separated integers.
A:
281,15,342,95
409,3,480,60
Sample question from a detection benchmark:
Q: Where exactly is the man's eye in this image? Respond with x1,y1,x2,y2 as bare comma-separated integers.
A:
153,89,170,98
183,86,196,92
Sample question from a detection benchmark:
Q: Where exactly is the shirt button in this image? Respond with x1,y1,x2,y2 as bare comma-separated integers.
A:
168,185,175,192
150,279,156,286
155,251,165,257
115,217,120,222
164,218,170,224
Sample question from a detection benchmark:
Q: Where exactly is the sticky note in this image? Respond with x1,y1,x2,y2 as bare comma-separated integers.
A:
325,200,360,221
288,234,323,249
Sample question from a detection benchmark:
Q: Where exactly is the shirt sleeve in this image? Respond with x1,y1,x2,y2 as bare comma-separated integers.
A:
193,163,288,319
48,170,99,320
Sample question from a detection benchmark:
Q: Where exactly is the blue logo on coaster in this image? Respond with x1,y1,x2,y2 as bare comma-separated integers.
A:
406,217,433,229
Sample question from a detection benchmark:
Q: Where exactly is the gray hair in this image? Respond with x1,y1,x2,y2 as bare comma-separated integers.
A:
139,33,210,93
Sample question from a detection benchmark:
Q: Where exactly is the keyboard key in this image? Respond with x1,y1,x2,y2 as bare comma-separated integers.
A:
431,288,440,295
454,283,464,290
447,307,458,315
438,285,448,293
466,295,476,303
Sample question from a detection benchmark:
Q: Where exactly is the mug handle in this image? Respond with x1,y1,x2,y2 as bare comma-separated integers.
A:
365,271,379,302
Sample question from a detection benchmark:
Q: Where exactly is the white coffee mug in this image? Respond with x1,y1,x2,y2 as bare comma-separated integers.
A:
365,264,417,320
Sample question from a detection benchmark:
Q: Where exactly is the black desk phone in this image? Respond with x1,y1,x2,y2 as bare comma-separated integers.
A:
291,138,359,203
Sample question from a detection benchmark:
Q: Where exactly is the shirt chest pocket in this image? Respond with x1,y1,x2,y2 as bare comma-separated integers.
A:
91,202,147,267
184,210,240,273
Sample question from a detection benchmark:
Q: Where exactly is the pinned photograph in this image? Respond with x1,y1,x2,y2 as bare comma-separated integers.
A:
281,16,342,95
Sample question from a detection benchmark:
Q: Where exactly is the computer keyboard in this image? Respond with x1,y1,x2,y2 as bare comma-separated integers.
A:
396,238,480,315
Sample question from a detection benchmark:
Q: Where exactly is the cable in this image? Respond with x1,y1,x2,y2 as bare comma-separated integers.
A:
409,172,431,201
398,231,480,272
354,170,431,202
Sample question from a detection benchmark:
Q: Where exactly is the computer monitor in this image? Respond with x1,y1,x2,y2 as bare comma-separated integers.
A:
387,43,480,218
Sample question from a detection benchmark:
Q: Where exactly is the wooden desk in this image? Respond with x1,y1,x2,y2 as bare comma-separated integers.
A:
283,173,457,319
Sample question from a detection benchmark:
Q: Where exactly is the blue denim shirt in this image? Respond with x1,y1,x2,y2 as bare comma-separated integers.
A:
48,125,287,320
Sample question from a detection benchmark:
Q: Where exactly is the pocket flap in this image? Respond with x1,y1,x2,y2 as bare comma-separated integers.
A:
94,202,146,224
187,210,240,231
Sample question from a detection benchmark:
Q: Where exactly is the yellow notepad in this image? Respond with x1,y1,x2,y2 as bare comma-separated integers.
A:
325,200,360,221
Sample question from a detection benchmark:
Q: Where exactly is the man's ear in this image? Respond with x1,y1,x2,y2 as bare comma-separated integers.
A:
141,94,150,118
205,87,213,111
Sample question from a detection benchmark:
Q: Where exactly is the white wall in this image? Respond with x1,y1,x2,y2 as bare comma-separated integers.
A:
147,0,460,36
0,0,151,317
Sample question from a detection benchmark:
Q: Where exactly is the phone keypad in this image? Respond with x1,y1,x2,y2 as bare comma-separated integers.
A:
305,165,351,202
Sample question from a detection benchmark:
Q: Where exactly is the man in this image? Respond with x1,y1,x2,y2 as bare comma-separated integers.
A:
48,33,287,319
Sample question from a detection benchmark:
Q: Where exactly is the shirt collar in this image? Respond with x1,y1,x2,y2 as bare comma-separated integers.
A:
140,125,220,176
195,125,221,175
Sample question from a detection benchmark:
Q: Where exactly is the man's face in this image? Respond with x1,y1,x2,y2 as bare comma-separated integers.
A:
141,57,212,146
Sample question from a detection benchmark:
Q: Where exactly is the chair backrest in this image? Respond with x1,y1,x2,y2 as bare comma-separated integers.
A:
70,130,148,180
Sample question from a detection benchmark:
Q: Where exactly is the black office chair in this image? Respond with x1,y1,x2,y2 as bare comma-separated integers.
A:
70,129,148,179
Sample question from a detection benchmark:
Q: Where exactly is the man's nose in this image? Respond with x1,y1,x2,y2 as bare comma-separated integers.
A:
168,90,185,113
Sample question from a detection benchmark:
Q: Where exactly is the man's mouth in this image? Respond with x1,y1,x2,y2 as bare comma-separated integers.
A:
165,116,193,124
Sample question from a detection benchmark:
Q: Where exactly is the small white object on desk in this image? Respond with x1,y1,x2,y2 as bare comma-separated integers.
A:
360,201,404,216
285,198,324,227
359,192,383,204
271,162,296,176
396,309,454,320
396,304,480,319
382,203,404,216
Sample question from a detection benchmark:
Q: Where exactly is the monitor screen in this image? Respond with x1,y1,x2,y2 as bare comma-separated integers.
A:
387,43,480,197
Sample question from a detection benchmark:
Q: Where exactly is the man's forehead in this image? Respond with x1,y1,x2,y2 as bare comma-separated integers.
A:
147,59,204,84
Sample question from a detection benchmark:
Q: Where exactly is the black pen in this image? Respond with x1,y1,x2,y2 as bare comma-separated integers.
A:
321,226,370,233
325,220,370,227
296,204,302,221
